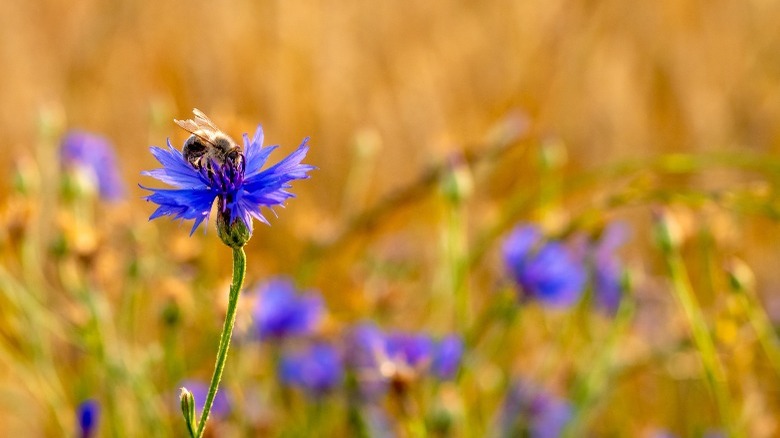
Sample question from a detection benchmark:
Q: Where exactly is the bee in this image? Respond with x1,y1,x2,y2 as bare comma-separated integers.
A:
174,109,243,171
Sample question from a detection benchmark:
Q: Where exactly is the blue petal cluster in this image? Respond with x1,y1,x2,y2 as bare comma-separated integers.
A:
496,381,572,438
502,224,586,308
77,399,100,438
345,323,464,398
142,125,313,234
279,343,344,397
252,277,323,341
61,131,126,201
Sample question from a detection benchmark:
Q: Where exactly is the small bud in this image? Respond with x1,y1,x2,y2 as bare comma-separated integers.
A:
540,137,568,171
726,257,755,293
180,387,197,437
217,213,251,248
652,208,681,252
440,154,473,205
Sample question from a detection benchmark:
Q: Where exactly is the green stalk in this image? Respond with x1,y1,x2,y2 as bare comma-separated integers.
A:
193,247,246,438
726,261,780,378
564,298,634,436
654,212,741,437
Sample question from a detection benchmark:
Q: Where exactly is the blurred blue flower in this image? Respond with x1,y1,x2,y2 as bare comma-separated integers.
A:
502,224,586,308
344,323,389,400
385,332,436,370
252,277,323,341
497,381,572,438
142,117,313,235
345,324,464,399
590,222,629,314
280,343,343,397
179,379,231,418
432,334,463,380
76,399,99,438
61,131,126,201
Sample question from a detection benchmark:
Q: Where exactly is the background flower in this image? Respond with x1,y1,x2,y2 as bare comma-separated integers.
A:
252,277,324,341
279,343,344,397
61,131,125,201
503,224,587,308
76,399,100,438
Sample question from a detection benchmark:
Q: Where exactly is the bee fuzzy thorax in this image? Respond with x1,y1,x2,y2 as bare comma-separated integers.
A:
176,109,243,170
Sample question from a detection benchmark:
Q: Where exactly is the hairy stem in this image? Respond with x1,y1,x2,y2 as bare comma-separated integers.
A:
193,247,246,438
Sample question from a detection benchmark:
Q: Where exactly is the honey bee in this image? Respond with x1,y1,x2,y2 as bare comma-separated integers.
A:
174,109,243,171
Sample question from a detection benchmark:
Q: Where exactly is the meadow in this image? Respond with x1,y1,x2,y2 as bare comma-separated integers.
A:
1,0,780,436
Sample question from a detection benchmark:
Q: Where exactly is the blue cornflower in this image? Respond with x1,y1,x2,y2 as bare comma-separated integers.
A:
280,343,344,397
496,381,572,438
345,323,464,398
76,399,100,438
252,277,323,341
344,323,389,400
502,224,586,308
384,332,436,370
61,131,126,201
141,110,313,243
179,379,231,418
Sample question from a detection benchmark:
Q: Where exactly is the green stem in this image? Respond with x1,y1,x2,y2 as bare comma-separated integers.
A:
193,247,246,438
563,298,635,436
654,212,742,437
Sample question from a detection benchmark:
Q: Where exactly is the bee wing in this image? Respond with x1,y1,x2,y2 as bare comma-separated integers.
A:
174,108,222,135
192,108,220,131
173,118,201,134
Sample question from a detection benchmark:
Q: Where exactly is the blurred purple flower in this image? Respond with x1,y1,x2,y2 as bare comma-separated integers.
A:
280,343,344,397
252,277,323,341
385,332,436,370
502,224,586,308
344,323,389,400
180,379,231,418
61,131,126,201
432,334,463,380
497,381,572,438
590,222,629,314
77,399,99,438
141,113,313,235
345,324,464,399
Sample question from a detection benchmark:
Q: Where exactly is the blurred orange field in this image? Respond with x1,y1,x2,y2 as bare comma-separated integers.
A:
1,0,780,436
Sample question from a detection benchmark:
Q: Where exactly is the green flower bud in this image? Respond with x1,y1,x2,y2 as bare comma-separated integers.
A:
217,213,251,249
180,387,196,437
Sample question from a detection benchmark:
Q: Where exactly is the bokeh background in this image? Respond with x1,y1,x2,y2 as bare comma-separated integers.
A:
2,0,780,436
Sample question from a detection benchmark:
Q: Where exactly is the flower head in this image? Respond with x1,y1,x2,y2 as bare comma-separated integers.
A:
280,343,344,397
344,323,464,399
141,110,313,244
252,277,323,341
61,131,126,201
502,224,586,308
76,399,100,438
